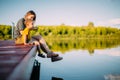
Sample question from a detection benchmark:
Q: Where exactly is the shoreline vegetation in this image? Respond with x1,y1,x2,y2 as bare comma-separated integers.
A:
31,22,120,40
0,23,120,54
0,22,120,40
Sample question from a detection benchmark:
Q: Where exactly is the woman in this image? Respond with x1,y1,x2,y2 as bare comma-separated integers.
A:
14,10,63,61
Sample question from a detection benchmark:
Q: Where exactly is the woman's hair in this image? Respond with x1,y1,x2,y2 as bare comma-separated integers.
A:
24,10,36,21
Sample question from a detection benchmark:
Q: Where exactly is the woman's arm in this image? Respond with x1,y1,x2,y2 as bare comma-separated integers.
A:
14,18,25,39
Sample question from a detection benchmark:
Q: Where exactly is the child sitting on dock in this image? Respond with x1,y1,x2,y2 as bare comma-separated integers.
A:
14,10,63,62
15,19,33,45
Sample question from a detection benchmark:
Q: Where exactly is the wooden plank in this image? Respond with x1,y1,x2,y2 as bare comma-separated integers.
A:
0,40,37,80
7,46,37,80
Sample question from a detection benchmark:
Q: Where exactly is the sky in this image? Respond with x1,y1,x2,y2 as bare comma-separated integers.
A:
0,0,120,28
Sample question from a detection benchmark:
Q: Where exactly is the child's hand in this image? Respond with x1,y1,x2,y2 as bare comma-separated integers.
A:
24,43,30,46
29,43,34,45
20,31,23,35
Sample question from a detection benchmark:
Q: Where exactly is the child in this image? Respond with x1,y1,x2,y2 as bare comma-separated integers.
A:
14,10,63,61
15,19,33,45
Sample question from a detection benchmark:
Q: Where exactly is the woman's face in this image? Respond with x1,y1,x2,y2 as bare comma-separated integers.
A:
25,20,34,29
27,14,35,21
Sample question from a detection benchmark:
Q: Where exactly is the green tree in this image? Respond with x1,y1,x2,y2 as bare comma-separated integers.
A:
88,22,94,27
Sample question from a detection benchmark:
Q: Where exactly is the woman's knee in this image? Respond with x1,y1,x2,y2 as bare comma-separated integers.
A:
33,41,40,45
39,38,45,44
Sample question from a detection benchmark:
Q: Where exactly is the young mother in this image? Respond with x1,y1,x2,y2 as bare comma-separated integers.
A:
14,10,63,62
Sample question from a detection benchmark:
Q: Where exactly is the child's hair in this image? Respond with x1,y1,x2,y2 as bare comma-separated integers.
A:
24,19,33,28
24,10,36,21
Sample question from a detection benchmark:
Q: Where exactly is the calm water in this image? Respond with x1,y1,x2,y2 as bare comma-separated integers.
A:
35,39,120,80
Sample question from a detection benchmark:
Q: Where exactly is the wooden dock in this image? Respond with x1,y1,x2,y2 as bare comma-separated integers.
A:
0,40,37,80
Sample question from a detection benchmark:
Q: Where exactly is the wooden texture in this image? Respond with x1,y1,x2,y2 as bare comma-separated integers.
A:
0,40,37,80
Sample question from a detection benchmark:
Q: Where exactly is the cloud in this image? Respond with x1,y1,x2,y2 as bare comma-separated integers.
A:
104,74,120,80
96,18,120,28
108,18,120,25
97,50,120,56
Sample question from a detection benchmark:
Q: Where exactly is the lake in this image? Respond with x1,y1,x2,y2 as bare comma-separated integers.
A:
35,39,120,80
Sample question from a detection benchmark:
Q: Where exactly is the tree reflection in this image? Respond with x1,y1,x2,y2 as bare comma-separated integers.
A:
46,39,120,54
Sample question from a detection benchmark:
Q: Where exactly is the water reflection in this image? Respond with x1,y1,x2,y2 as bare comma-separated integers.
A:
35,46,120,80
35,39,120,80
30,60,40,80
104,74,120,80
46,39,120,54
52,77,63,80
36,48,120,80
32,57,64,80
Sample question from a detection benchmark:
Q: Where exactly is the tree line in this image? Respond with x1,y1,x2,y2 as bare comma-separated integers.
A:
0,22,120,40
30,22,120,39
0,25,11,40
